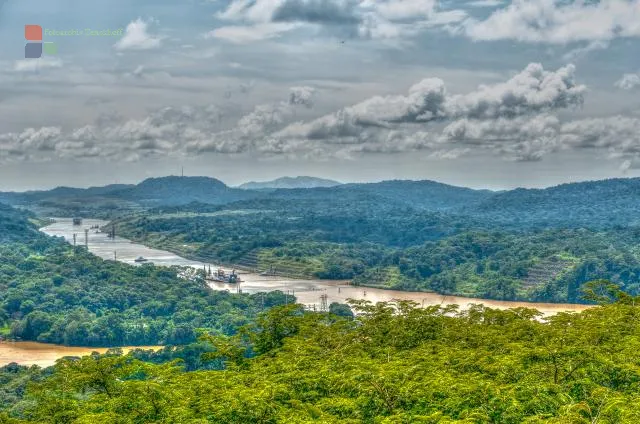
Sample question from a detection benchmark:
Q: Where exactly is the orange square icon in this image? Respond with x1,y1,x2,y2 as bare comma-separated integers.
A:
25,25,42,41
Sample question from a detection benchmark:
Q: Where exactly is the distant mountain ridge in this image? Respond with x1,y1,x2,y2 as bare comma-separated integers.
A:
238,176,342,190
468,177,640,228
3,175,640,229
110,176,250,206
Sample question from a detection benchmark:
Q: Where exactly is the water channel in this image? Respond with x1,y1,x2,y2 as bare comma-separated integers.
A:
0,217,591,367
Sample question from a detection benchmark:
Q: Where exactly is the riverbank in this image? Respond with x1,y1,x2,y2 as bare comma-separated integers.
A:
41,218,592,316
0,342,162,368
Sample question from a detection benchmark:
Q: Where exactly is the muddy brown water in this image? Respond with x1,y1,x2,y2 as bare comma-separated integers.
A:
41,218,591,316
0,342,161,367
12,218,589,368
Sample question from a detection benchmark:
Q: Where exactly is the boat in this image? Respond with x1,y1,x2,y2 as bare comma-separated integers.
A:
72,218,82,225
207,268,241,284
134,256,148,263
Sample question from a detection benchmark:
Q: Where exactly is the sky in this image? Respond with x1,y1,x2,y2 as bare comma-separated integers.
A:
1,0,640,191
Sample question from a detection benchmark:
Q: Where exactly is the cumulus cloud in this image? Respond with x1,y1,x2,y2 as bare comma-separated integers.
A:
273,63,585,146
615,73,640,90
211,0,466,42
218,0,361,24
441,114,562,161
289,86,316,108
3,63,639,170
187,87,318,154
463,0,640,44
114,18,163,51
0,86,318,163
440,113,640,165
272,0,362,25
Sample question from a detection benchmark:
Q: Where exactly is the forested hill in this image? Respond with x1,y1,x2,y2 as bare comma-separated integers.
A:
0,203,291,346
108,176,252,206
5,175,640,228
0,203,40,243
469,178,640,228
7,297,640,422
238,176,342,190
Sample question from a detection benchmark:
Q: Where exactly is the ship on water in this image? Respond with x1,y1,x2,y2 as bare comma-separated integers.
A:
72,217,82,225
206,268,240,284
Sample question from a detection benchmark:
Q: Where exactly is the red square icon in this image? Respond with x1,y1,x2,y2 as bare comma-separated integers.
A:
25,25,42,41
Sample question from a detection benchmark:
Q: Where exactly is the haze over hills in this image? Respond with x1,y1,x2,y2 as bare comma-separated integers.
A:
238,176,342,190
2,175,640,228
109,176,251,206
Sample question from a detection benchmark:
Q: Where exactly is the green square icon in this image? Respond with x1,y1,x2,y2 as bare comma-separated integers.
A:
43,42,57,55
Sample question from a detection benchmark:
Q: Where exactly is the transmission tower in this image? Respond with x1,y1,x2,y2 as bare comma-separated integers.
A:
320,293,328,312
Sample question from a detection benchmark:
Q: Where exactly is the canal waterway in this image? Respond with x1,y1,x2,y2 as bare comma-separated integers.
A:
41,218,591,316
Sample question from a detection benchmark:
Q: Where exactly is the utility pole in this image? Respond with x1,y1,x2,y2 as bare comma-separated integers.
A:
114,251,117,261
84,228,89,250
72,233,77,254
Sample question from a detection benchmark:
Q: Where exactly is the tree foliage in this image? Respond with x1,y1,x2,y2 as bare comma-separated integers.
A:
4,296,640,422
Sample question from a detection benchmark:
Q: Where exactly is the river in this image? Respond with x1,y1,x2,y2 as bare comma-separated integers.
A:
41,218,591,316
0,342,161,368
0,217,590,367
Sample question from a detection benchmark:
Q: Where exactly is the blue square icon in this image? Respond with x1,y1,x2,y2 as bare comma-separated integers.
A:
25,42,42,58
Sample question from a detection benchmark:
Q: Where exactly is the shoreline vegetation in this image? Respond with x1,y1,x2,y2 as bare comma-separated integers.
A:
3,175,640,421
3,291,640,423
7,176,640,304
0,204,294,350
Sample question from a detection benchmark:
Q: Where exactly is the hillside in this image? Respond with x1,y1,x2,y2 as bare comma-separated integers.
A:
0,203,290,347
238,176,342,190
110,176,253,206
108,176,640,302
5,174,640,229
8,298,640,423
469,178,640,228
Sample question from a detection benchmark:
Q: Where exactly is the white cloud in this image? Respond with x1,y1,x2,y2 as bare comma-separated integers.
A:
2,62,639,170
114,18,163,51
289,86,316,107
366,0,438,20
273,63,585,146
463,0,640,44
439,113,640,164
466,0,503,7
217,0,286,23
13,57,63,72
205,23,300,43
0,86,318,163
210,0,466,42
615,73,640,90
562,40,609,61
